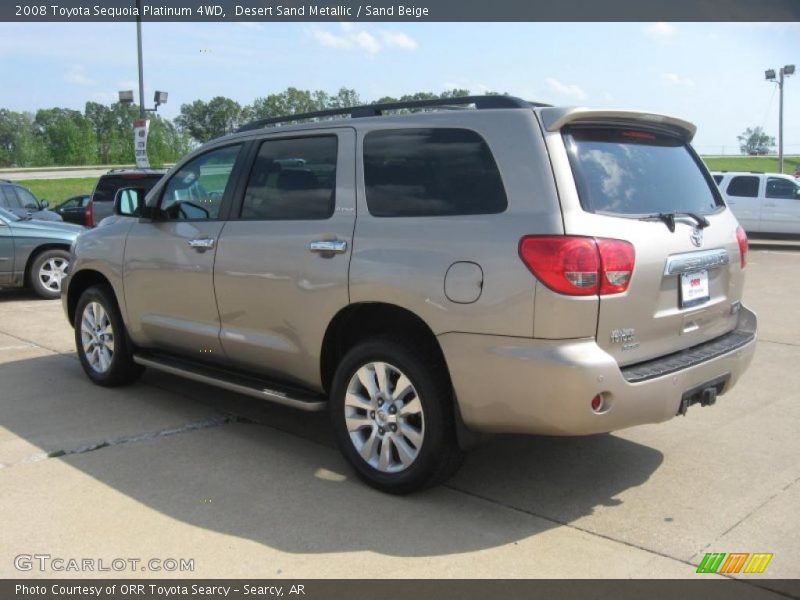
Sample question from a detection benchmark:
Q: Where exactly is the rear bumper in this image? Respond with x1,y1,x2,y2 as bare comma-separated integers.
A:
439,306,757,436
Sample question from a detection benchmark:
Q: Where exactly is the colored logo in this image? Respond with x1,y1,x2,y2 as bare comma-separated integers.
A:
696,552,773,574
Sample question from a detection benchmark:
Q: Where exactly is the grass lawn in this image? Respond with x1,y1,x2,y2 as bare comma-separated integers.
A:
15,178,97,206
702,155,799,175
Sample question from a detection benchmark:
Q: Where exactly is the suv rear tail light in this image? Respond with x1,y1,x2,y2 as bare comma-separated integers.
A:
84,201,93,227
735,226,748,269
519,236,635,296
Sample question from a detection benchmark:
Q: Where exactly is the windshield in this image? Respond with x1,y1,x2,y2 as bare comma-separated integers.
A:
564,126,722,216
0,206,22,222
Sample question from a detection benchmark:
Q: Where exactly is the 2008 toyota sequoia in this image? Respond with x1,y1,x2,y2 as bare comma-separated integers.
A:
63,96,757,493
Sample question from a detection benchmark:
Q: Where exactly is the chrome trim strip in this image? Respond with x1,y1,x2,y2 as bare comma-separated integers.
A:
663,248,729,276
132,355,327,412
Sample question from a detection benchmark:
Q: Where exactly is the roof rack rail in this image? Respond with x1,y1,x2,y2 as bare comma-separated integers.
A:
237,95,547,133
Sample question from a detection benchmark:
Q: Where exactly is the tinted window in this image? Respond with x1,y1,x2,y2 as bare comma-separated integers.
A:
14,186,39,209
160,145,241,221
364,128,507,217
766,177,799,199
241,136,337,220
565,127,720,215
712,175,723,185
726,176,760,198
92,174,163,204
1,186,23,209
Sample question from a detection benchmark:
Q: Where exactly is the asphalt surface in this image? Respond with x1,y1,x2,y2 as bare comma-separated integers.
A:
0,245,798,592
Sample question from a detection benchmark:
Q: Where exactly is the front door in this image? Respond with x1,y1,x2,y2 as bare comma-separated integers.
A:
761,176,800,234
213,130,356,389
0,216,14,285
723,175,762,233
123,143,244,359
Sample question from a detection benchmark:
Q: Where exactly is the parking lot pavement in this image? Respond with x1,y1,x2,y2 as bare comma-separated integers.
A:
0,248,798,589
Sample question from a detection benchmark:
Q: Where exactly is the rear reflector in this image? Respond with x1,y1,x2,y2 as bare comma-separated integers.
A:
519,236,635,296
736,226,748,269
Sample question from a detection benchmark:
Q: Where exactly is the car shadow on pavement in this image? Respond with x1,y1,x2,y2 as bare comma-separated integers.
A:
1,353,664,558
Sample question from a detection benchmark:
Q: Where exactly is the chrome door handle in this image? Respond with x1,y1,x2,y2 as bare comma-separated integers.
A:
309,240,348,254
188,238,215,250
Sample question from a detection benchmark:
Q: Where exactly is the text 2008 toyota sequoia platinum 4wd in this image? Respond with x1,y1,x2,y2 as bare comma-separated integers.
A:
63,96,757,493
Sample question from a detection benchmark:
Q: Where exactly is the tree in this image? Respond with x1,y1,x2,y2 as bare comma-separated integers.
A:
33,108,96,165
0,109,46,167
737,127,775,155
175,96,246,144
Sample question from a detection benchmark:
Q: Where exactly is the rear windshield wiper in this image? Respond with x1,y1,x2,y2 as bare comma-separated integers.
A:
641,212,710,232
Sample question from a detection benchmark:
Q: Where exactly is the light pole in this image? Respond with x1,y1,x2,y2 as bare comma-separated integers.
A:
765,64,795,173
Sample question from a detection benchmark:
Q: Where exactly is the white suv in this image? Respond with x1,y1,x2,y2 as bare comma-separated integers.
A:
712,171,800,235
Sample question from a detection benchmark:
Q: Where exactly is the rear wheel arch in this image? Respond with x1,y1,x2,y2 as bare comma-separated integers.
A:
320,302,451,395
24,243,71,287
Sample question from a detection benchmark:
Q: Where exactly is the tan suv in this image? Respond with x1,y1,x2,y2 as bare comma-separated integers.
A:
63,96,757,493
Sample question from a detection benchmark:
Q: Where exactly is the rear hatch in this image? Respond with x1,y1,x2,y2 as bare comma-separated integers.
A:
540,110,747,366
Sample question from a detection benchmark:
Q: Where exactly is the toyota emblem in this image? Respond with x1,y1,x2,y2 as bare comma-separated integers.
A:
690,227,703,247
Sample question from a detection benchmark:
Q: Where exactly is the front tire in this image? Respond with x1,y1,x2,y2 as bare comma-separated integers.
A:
330,337,463,494
74,285,143,387
29,249,70,299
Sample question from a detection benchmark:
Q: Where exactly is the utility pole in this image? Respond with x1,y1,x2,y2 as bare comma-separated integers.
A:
766,65,795,173
136,0,145,119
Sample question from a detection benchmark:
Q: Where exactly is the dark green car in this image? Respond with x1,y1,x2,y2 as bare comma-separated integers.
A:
0,206,84,299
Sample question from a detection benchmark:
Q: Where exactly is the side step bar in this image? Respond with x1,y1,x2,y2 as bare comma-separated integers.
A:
133,354,327,412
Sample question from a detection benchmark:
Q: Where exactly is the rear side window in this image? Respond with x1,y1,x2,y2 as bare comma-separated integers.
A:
726,176,760,198
241,136,337,220
564,127,720,216
712,175,723,185
0,186,22,209
363,128,507,217
92,174,162,203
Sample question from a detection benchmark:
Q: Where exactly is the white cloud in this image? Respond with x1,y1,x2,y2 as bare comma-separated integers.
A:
545,77,587,101
64,66,95,86
661,72,695,87
309,25,417,55
645,22,677,39
380,31,418,50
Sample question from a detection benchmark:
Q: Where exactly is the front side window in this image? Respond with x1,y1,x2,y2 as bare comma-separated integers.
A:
766,177,799,200
726,176,760,198
14,187,39,209
160,145,241,221
363,128,507,217
564,127,721,216
241,136,337,220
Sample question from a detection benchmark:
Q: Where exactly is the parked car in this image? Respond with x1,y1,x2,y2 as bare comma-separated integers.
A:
64,96,757,493
54,195,91,225
711,171,800,235
86,169,166,227
0,180,63,222
0,206,83,299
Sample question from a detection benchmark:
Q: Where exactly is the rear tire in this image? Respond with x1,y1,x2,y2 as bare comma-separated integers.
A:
330,336,463,494
29,249,70,300
74,285,143,387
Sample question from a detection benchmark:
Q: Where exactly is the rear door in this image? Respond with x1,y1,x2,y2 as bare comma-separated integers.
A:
213,129,355,389
553,124,744,366
723,175,762,233
762,176,800,234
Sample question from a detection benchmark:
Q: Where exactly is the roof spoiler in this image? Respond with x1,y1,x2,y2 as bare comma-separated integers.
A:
538,107,697,142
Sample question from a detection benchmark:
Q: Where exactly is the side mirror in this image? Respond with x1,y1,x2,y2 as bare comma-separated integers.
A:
40,199,49,208
114,188,145,217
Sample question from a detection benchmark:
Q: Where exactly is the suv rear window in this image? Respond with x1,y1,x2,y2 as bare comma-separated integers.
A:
363,128,507,217
564,127,720,216
92,174,163,204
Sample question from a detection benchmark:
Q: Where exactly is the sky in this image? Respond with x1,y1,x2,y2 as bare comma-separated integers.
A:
0,21,798,154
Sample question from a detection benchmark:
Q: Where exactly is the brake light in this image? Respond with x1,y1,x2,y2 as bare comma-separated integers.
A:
736,226,748,269
84,201,93,227
519,236,635,296
621,130,656,141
